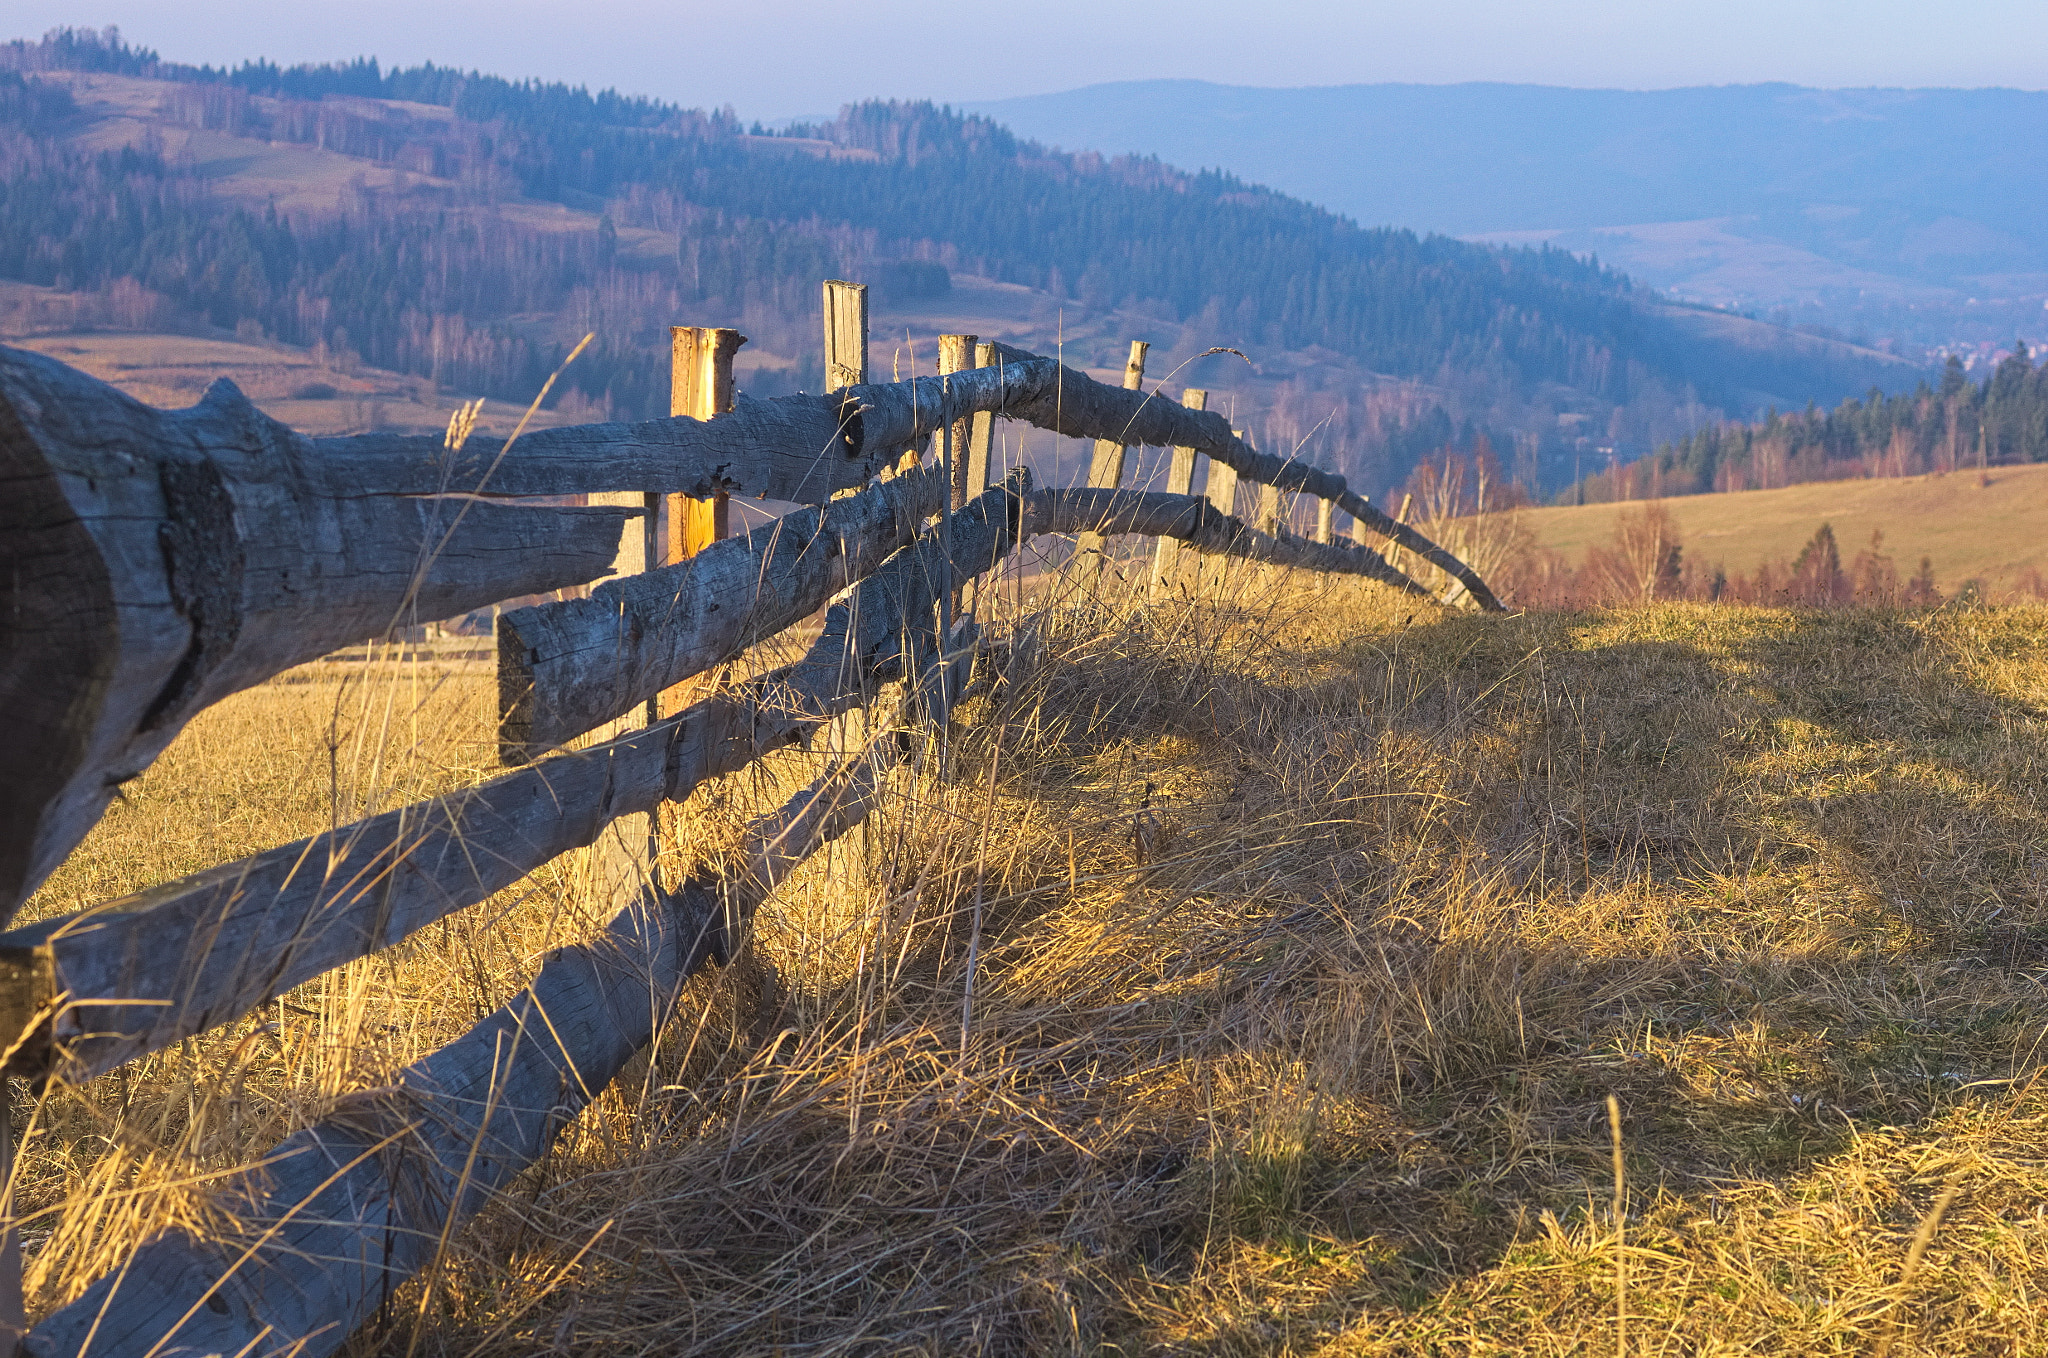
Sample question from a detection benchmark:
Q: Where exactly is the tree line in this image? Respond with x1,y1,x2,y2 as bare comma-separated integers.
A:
1571,349,2048,502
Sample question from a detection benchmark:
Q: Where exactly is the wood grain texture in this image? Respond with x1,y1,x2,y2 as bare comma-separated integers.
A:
498,461,951,760
821,280,869,391
964,341,997,500
0,477,1031,1088
938,334,978,510
55,333,1494,609
0,345,630,921
18,765,857,1358
6,334,1491,607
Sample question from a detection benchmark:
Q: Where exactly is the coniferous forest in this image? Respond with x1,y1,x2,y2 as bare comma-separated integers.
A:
1,28,1925,491
1573,349,2048,503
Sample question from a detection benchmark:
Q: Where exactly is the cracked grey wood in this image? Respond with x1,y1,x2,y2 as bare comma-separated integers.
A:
0,477,1030,1088
3,333,1493,916
0,345,630,921
498,461,952,759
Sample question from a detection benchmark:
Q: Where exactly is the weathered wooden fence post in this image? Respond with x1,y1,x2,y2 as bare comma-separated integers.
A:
822,279,867,393
669,326,747,558
960,341,999,611
1075,340,1149,581
965,341,997,500
1200,428,1242,594
1314,497,1336,545
1149,388,1208,594
938,335,979,510
823,282,883,886
585,325,742,908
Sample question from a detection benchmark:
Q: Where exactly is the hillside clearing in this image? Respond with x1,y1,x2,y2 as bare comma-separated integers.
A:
17,584,2048,1354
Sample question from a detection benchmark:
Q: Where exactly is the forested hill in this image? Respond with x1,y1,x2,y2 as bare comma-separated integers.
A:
0,28,1919,491
1572,348,2048,503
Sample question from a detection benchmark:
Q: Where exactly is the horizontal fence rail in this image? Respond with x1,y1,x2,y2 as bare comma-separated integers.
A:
497,459,953,760
0,473,1423,1090
0,290,1504,1357
1,335,1498,916
21,532,986,1358
2,477,1027,1089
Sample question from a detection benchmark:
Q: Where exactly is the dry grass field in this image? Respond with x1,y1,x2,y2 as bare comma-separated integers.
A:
1523,467,2048,600
17,568,2048,1355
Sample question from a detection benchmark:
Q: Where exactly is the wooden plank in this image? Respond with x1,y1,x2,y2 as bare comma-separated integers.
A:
0,330,1490,611
977,340,1501,611
1074,340,1149,574
1149,388,1207,593
0,336,1491,918
276,337,1497,617
18,750,884,1358
498,461,952,760
0,346,632,921
0,477,1032,1088
819,281,877,886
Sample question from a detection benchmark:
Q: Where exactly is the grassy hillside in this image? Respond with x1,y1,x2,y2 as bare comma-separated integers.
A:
1521,465,2048,598
19,574,2048,1352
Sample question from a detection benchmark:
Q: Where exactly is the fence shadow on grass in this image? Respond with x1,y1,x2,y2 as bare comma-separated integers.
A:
317,595,2048,1356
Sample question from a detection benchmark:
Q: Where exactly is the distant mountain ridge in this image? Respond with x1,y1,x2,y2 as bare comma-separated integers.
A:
966,80,2048,346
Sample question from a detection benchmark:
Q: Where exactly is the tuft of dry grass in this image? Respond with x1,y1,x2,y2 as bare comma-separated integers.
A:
16,561,2048,1355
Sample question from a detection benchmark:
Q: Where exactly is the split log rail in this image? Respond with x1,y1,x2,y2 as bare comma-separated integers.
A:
0,278,1501,1357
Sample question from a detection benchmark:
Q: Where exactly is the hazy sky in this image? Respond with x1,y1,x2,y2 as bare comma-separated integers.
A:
12,1,2044,121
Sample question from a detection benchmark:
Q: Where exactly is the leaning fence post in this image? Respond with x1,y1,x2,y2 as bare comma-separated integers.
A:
1149,387,1208,594
1075,340,1149,581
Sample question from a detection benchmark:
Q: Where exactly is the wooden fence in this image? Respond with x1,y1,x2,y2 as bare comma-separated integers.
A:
0,280,1500,1357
